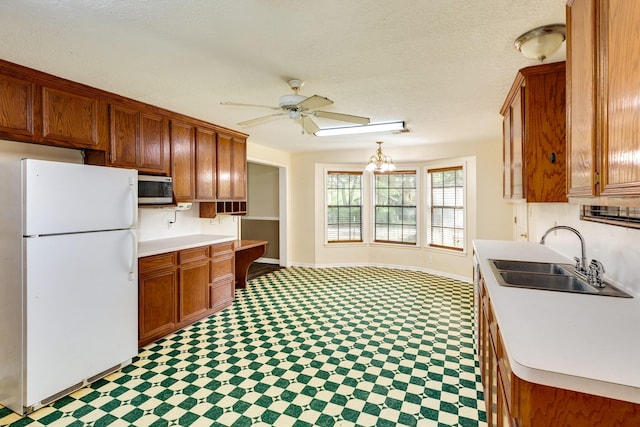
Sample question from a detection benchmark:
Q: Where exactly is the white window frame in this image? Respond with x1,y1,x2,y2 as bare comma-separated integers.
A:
424,161,467,254
324,168,366,245
370,168,420,246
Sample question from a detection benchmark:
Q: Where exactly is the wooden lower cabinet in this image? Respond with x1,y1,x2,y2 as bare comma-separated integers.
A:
210,241,235,311
178,246,210,324
138,243,235,347
138,253,178,347
478,277,640,426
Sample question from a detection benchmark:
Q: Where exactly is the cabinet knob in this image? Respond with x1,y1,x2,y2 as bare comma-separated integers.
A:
520,233,528,238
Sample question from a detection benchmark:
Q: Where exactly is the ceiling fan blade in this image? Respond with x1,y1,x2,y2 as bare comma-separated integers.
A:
221,101,281,111
297,95,333,110
238,113,285,126
301,116,321,134
313,110,370,125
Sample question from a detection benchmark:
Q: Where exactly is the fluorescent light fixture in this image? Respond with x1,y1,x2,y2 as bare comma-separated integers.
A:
314,121,405,136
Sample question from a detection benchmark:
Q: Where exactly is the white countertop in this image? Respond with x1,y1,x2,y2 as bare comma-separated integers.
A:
473,239,640,404
138,234,235,257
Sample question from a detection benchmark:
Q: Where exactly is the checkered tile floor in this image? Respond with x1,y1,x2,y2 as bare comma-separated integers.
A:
0,267,486,426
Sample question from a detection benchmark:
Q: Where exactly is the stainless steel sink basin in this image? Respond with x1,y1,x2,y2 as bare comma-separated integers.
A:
488,259,632,298
497,271,598,294
491,259,573,275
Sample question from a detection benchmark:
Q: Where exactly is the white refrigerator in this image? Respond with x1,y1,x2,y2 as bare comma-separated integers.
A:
0,159,139,415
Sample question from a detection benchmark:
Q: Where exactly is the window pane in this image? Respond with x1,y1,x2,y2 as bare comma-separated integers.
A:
374,171,417,244
433,188,444,205
327,172,362,242
428,166,464,251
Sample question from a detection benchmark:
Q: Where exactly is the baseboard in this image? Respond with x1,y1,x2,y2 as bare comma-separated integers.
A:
256,257,280,265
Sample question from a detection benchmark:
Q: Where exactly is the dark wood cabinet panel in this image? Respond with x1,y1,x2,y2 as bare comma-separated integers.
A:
216,132,247,201
139,243,235,347
195,127,216,202
138,112,169,174
500,62,566,202
138,256,178,347
109,105,138,168
568,0,640,199
178,258,209,324
210,242,235,311
41,85,103,149
109,105,169,174
0,73,35,139
171,120,196,202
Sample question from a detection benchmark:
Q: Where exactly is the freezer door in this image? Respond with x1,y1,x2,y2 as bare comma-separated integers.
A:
23,159,137,236
24,230,138,406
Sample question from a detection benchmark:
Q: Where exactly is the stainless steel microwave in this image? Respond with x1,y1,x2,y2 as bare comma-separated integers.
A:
138,175,173,205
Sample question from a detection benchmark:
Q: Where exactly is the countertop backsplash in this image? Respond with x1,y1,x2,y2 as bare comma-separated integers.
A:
528,203,640,296
137,204,238,242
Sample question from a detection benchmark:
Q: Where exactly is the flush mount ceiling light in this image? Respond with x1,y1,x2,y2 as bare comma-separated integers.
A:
314,121,405,137
365,141,396,172
514,24,566,62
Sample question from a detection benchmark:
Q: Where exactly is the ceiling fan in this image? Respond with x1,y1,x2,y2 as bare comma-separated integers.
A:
221,79,370,134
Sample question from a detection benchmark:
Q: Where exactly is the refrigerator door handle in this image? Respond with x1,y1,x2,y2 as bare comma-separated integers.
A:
130,177,138,228
129,229,137,281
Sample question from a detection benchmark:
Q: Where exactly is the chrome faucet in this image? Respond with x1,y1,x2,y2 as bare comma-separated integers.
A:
539,225,588,274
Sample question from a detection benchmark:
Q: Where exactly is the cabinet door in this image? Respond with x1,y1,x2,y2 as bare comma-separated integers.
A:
600,0,640,196
502,110,512,199
510,90,524,199
178,259,210,324
195,127,216,201
0,73,35,140
109,104,139,169
139,268,177,346
217,132,233,200
232,137,247,200
524,70,567,202
171,120,196,202
567,0,597,197
139,112,169,175
41,85,103,149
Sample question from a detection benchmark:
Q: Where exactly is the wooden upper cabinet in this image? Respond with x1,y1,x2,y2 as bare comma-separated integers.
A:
41,85,105,150
0,73,35,140
109,103,169,175
500,62,567,203
195,127,216,202
217,132,247,201
170,121,219,203
568,0,640,199
171,120,196,202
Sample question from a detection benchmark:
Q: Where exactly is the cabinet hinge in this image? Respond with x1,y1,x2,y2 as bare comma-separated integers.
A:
594,172,600,186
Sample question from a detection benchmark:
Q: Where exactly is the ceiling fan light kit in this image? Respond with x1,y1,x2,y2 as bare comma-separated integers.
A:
314,121,406,137
222,79,371,135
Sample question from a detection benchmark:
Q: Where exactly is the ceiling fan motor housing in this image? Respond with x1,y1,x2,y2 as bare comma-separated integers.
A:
279,94,307,109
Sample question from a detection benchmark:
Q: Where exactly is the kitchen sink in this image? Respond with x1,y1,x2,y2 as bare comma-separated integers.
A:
488,259,632,298
490,259,573,275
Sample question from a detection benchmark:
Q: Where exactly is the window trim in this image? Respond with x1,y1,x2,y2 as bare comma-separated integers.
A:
424,163,467,253
325,170,364,244
371,169,419,246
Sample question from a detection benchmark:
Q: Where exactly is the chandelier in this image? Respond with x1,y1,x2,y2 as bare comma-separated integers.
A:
365,141,396,172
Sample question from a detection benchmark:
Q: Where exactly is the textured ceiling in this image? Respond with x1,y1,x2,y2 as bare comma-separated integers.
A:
0,0,566,153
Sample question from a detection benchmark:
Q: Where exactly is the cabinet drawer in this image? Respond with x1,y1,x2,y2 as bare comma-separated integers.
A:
210,279,234,310
211,241,234,257
179,246,209,264
139,252,177,273
211,255,234,282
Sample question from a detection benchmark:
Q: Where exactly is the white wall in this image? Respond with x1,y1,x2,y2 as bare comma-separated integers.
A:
528,203,640,295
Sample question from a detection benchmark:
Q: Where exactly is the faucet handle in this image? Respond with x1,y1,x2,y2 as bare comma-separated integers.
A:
573,257,582,270
588,259,605,288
